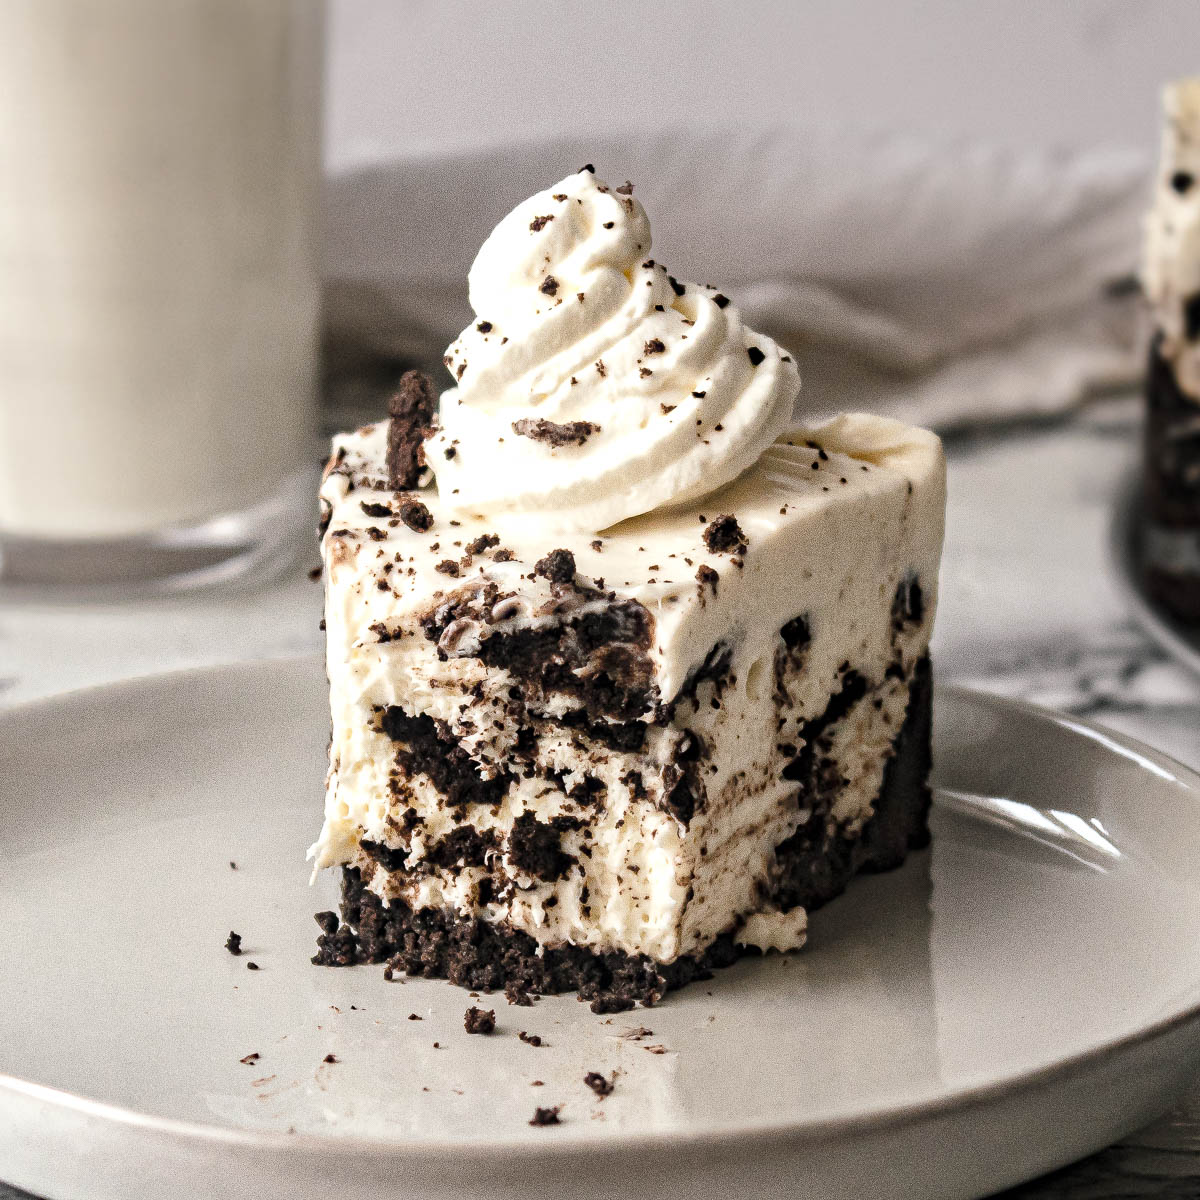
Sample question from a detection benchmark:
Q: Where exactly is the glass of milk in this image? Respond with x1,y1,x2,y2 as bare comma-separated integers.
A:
0,0,323,591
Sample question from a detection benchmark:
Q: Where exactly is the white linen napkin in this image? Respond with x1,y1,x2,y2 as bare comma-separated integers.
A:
322,126,1149,430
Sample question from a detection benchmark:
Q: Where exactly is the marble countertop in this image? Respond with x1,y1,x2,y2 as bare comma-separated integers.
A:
4,400,1200,1199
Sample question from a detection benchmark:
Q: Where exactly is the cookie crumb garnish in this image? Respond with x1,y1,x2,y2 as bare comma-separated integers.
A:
464,1006,496,1035
476,320,493,333
512,417,598,447
644,338,666,355
435,560,461,577
239,1052,259,1064
529,215,554,232
539,275,559,296
712,293,730,308
323,1054,338,1064
398,498,434,532
747,346,766,366
386,370,436,490
696,564,719,596
465,533,499,555
519,1031,544,1046
535,548,576,584
530,1106,562,1126
584,1071,614,1097
225,931,243,956
703,514,748,555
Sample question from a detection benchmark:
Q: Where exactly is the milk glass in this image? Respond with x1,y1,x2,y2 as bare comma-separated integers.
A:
0,0,323,590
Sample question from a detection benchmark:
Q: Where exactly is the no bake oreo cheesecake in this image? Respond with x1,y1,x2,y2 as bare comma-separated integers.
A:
310,167,946,1010
1143,79,1200,622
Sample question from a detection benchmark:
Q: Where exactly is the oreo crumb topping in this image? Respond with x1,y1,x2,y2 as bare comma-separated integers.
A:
519,1031,544,1046
712,293,730,308
315,911,339,936
494,548,515,562
603,221,614,229
466,533,500,555
534,548,576,584
464,1006,496,1035
696,564,719,595
435,559,461,576
668,275,685,296
360,501,392,518
512,417,599,447
639,367,653,378
747,346,766,366
225,931,243,956
444,447,457,460
246,962,259,971
386,370,437,489
644,338,666,355
239,1053,259,1064
1172,171,1195,194
703,514,747,555
579,163,595,173
398,498,434,532
476,320,493,333
323,1054,338,1064
539,275,559,296
584,1071,614,1097
530,1106,561,1126
530,215,554,232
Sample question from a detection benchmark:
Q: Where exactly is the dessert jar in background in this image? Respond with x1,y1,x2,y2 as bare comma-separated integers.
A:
0,0,323,591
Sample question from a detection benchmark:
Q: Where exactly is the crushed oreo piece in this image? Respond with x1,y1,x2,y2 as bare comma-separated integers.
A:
464,1006,496,1035
644,338,666,355
703,515,747,555
360,501,392,518
529,1106,561,1126
246,961,260,971
712,293,730,308
746,346,766,366
386,370,437,489
584,1071,614,1097
509,813,574,881
398,497,433,532
314,911,339,936
466,533,500,555
435,560,461,577
225,931,243,956
239,1052,259,1064
539,275,559,296
696,564,719,595
534,548,576,584
529,215,554,232
323,1054,338,1064
512,418,598,447
476,320,493,333
519,1031,544,1046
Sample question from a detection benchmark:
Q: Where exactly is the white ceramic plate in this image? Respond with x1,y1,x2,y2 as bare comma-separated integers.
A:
3,659,1200,1200
1109,472,1200,678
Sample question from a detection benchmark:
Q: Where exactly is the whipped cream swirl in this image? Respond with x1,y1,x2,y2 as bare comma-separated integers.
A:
428,168,798,531
1144,79,1200,399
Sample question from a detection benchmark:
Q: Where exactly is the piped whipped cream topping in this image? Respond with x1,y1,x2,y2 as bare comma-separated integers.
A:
1144,79,1200,399
428,167,799,531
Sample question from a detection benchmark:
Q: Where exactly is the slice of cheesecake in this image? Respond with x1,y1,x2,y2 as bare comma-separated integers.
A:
310,166,945,1011
311,411,943,1010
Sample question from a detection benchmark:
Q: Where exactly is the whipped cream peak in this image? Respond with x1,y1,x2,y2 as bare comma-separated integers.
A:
428,168,798,532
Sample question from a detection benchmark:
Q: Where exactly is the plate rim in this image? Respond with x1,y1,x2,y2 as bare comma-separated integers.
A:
3,657,1200,1164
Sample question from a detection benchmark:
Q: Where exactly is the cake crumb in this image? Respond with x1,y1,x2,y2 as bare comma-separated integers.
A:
702,514,747,555
464,1006,496,1035
224,931,242,956
530,1105,561,1126
584,1071,614,1097
534,548,576,584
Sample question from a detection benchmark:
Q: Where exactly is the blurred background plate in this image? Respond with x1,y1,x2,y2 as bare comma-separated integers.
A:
1109,473,1200,680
